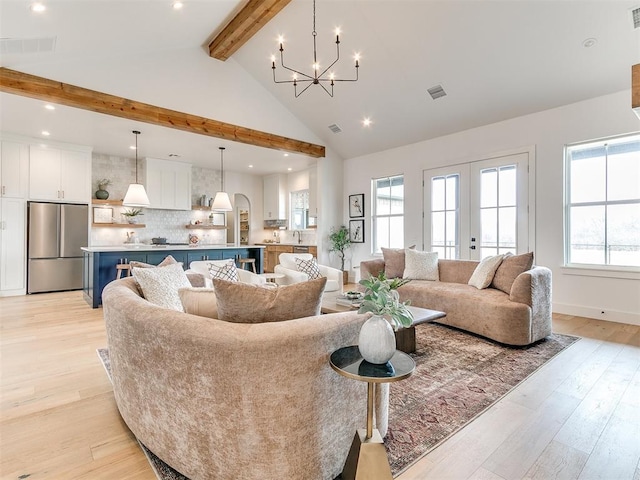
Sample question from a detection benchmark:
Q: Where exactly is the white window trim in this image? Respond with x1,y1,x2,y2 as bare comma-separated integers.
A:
371,174,404,254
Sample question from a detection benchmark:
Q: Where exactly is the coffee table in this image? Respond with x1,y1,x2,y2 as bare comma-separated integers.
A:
330,346,415,480
259,273,285,284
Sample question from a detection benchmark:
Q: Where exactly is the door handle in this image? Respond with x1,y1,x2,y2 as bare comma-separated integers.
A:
470,246,476,250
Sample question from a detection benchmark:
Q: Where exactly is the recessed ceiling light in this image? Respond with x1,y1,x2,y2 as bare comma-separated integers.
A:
41,130,50,136
582,38,597,48
362,117,372,127
248,165,254,168
284,153,289,157
172,1,184,10
129,145,136,150
44,104,55,110
287,167,292,171
30,2,46,12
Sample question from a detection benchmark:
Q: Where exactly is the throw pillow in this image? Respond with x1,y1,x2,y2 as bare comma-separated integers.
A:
403,249,439,281
295,257,322,280
179,287,218,319
129,255,180,269
213,277,327,323
208,260,239,282
132,262,191,311
382,245,416,278
468,255,504,289
491,252,534,294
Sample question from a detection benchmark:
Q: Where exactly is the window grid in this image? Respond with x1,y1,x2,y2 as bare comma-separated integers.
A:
372,175,404,254
431,174,459,259
565,133,640,267
479,165,517,258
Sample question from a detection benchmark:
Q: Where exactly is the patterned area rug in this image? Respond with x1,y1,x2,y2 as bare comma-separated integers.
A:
97,323,578,479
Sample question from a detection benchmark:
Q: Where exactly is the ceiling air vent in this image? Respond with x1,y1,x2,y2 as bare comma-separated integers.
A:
427,84,447,100
632,6,640,29
328,124,342,134
0,36,57,55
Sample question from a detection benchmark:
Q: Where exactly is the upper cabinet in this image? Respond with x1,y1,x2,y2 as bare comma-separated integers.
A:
145,158,191,211
1,141,29,199
263,173,287,221
29,145,91,203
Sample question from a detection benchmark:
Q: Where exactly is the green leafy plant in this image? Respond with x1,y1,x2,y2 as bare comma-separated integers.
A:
97,178,112,189
328,225,352,271
358,271,413,330
122,208,144,217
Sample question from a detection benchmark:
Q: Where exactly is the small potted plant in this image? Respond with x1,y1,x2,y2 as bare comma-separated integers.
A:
328,225,352,285
357,272,413,364
122,208,144,224
95,178,112,200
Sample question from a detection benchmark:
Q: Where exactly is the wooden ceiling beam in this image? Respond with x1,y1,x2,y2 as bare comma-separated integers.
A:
0,68,325,158
209,0,292,61
632,64,640,110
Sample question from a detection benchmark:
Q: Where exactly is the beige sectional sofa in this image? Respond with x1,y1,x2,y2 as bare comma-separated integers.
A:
101,276,388,480
360,257,552,346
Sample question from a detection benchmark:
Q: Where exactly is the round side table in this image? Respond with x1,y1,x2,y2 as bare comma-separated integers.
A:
330,346,415,480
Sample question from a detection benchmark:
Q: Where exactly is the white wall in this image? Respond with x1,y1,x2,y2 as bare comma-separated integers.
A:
344,89,640,325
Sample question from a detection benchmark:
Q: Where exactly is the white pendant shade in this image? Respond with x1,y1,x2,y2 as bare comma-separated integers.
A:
211,191,232,211
122,183,150,207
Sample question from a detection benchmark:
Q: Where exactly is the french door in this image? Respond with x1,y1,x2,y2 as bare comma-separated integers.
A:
424,150,532,260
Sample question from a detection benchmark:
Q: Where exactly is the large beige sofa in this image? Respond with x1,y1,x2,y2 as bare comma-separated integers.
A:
360,258,552,346
102,276,388,480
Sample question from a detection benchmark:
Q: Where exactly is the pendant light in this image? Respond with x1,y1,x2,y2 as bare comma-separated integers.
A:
122,130,150,207
211,146,233,211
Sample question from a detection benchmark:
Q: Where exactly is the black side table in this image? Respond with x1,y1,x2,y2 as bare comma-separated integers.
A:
330,346,415,480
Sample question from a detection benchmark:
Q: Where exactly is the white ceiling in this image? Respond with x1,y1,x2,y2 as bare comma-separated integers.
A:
1,0,638,173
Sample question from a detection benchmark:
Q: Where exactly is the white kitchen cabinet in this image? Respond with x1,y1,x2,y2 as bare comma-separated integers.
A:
0,198,26,295
263,173,287,220
308,166,318,218
1,141,29,199
145,157,191,211
29,145,90,202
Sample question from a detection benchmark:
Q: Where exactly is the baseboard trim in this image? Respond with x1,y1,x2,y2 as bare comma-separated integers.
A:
553,302,640,326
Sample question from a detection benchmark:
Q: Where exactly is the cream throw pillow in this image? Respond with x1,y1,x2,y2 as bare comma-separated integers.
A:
179,287,218,319
132,262,191,311
468,255,504,289
129,255,180,269
213,277,327,323
403,249,439,281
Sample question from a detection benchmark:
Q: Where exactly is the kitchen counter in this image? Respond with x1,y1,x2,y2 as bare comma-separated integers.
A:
82,244,266,253
82,245,264,308
255,243,317,247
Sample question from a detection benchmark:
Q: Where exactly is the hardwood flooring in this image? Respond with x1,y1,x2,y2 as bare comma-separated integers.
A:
1,291,638,479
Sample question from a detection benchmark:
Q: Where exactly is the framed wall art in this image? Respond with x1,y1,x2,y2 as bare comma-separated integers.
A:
93,207,113,224
349,193,364,218
349,219,365,243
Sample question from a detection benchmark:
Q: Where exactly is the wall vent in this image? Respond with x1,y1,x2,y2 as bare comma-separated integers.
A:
427,84,447,100
632,6,640,29
328,124,342,134
0,37,57,55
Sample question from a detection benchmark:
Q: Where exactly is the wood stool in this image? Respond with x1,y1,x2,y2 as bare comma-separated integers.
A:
238,258,257,274
116,264,132,279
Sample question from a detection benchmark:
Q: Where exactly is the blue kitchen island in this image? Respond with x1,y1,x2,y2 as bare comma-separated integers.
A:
81,244,265,308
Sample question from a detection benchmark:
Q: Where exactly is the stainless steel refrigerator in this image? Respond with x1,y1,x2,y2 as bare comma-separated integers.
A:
27,202,88,293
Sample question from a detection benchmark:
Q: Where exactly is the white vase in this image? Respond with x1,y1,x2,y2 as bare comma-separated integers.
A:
358,315,396,364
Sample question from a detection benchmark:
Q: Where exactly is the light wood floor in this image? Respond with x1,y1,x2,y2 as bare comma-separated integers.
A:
1,291,638,480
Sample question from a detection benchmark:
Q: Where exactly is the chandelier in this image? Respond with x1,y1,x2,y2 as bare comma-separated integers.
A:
271,0,359,98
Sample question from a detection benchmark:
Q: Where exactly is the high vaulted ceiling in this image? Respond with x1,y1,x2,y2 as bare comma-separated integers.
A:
1,0,638,174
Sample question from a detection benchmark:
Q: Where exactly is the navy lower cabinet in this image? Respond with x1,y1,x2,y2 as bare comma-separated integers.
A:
82,247,264,308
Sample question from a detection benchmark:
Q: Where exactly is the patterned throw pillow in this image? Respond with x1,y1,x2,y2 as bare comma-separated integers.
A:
208,260,239,282
295,257,322,279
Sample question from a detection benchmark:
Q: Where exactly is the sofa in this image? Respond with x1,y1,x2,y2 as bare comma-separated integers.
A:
360,256,552,346
274,253,343,291
101,275,388,480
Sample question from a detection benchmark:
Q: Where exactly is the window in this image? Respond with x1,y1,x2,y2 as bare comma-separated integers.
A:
431,174,459,259
478,165,517,258
372,175,404,253
290,190,310,230
565,133,640,268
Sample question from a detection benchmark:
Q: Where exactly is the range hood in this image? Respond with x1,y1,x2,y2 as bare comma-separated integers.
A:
633,64,640,119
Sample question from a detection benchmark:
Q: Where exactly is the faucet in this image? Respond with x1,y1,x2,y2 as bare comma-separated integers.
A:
293,230,302,244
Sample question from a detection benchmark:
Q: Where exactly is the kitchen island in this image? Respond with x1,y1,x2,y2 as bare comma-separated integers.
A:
81,244,265,308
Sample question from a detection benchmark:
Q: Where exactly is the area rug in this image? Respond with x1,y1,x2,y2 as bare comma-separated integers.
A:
97,323,578,479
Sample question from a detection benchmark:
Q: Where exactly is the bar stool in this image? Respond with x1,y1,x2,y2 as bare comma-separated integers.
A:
116,264,132,279
237,258,257,274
